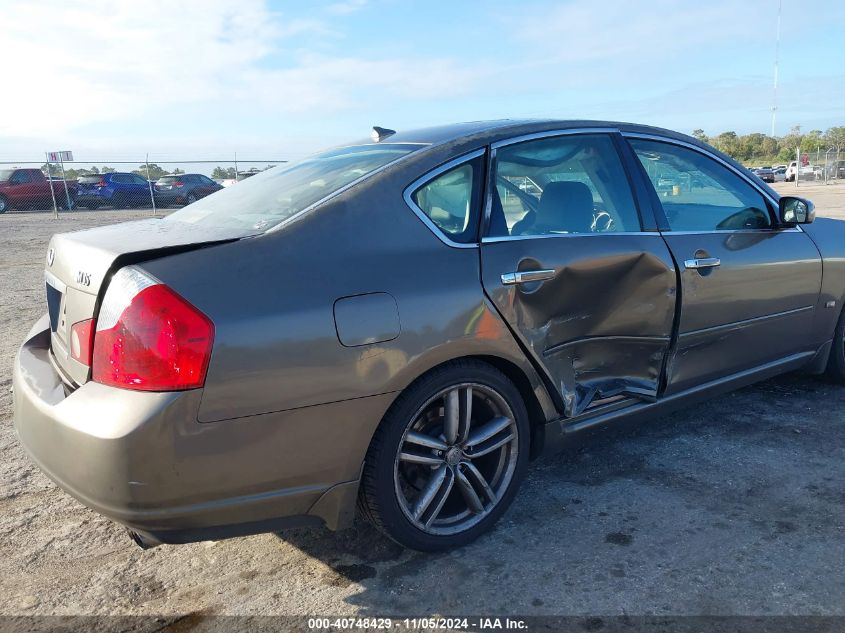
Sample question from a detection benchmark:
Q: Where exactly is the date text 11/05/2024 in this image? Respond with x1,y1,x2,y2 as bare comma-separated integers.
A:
306,617,528,630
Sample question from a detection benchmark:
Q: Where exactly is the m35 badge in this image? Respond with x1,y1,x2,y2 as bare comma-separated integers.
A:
76,270,91,287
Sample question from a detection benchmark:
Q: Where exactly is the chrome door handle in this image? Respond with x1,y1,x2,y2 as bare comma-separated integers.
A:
501,269,556,285
684,257,721,270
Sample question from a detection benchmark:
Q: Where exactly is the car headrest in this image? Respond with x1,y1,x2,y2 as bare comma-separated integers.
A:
535,181,594,234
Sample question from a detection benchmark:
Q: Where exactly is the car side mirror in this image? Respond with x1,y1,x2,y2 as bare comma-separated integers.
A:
779,196,815,225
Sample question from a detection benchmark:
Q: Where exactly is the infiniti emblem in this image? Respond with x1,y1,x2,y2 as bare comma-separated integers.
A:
46,248,55,266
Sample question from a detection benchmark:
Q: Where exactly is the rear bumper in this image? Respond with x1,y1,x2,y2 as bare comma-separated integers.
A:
153,191,185,205
13,316,389,544
75,192,109,201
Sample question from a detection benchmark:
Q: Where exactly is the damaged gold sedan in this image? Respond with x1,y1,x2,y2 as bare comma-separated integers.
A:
14,121,845,552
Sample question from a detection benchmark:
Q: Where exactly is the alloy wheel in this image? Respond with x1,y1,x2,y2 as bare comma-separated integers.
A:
393,382,519,536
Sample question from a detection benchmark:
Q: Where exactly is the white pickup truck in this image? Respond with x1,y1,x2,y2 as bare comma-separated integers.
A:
785,161,817,182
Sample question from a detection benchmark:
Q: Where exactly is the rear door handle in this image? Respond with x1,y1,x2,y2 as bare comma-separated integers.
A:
684,257,721,270
501,269,556,285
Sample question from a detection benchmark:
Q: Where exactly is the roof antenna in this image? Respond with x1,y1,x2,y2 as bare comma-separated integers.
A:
371,126,396,142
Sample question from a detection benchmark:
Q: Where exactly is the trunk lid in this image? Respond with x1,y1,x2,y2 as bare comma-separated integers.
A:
44,218,248,386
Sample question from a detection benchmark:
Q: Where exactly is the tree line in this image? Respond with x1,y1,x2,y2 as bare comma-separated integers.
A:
40,164,184,180
692,126,845,165
37,163,274,181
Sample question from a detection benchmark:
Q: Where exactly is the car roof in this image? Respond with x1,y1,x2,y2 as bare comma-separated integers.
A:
351,119,705,148
348,119,780,202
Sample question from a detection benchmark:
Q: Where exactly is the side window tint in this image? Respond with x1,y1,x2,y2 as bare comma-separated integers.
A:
488,134,640,237
411,157,481,244
630,139,772,231
12,171,32,183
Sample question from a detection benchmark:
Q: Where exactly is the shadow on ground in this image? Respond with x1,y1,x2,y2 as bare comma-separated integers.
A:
273,372,845,616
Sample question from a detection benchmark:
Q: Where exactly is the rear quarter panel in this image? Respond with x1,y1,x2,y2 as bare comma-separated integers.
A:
140,147,551,424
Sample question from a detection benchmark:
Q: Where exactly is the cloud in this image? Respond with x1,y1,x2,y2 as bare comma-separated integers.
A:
325,0,368,15
1,0,841,153
0,0,285,135
505,0,770,64
0,0,482,140
241,53,485,114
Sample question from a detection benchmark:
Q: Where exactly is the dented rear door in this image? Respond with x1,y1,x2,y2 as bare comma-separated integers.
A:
480,130,677,418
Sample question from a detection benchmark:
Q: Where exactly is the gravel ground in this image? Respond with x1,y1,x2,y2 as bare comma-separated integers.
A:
1,201,844,620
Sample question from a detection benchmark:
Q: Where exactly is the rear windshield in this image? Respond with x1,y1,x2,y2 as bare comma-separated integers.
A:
163,143,421,231
158,176,182,183
78,175,102,184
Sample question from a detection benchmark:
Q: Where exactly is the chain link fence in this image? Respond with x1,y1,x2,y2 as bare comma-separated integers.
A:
0,158,285,216
793,147,844,183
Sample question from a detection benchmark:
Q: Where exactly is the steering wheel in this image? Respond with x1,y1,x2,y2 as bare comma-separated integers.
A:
715,207,770,230
591,210,615,233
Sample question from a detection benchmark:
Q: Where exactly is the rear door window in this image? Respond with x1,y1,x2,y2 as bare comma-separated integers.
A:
487,134,640,237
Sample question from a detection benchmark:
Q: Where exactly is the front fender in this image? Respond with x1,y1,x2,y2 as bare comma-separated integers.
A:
800,218,845,344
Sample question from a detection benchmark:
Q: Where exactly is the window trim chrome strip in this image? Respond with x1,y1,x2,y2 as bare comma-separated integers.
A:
656,227,803,235
402,148,486,249
490,127,621,150
481,231,660,244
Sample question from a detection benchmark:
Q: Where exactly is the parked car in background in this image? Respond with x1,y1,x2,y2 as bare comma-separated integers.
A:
785,161,798,181
154,174,222,206
12,120,842,553
773,167,787,182
76,172,153,209
752,167,775,183
0,168,76,213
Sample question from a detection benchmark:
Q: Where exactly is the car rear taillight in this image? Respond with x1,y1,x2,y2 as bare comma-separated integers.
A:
173,181,184,188
92,267,214,391
97,180,106,188
70,319,95,366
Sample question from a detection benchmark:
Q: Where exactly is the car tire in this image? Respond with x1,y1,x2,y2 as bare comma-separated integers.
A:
825,306,845,384
186,192,197,205
0,195,7,214
358,359,530,551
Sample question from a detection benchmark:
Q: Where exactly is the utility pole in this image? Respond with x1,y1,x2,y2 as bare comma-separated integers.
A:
771,0,781,137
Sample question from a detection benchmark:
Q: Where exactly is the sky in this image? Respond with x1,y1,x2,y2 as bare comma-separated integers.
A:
1,0,844,167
